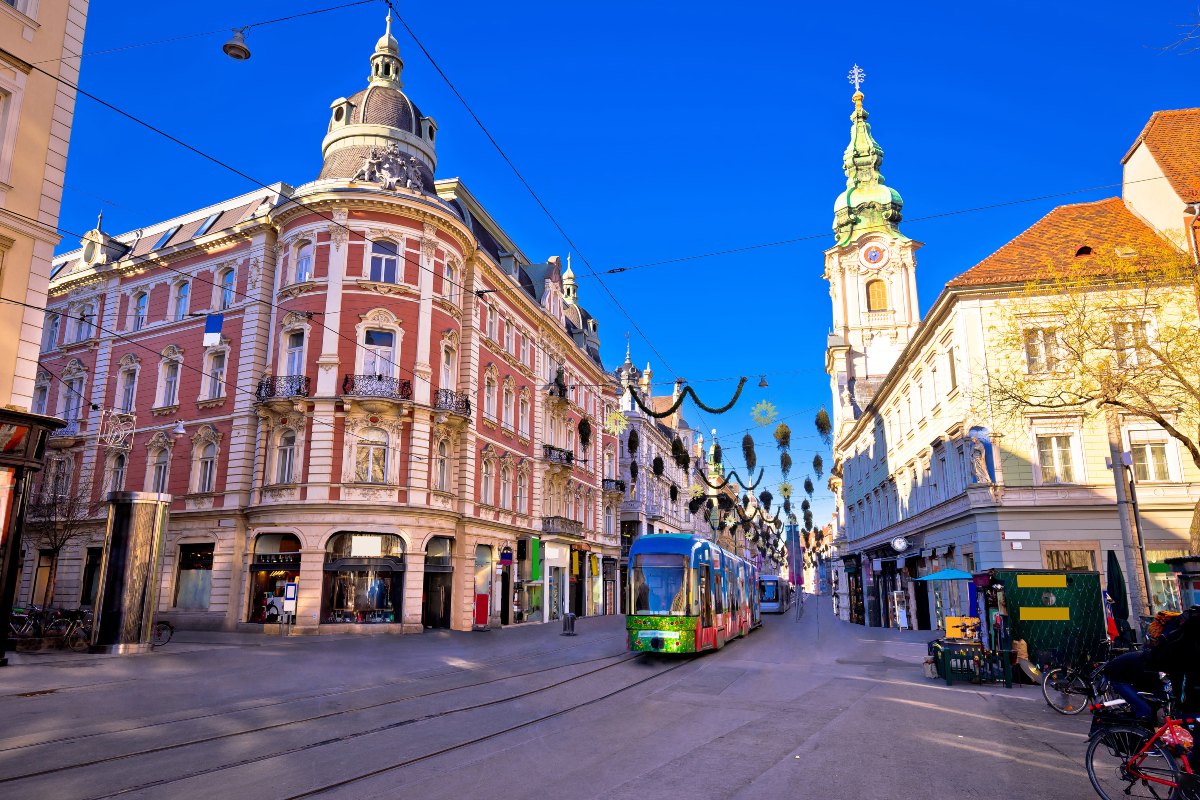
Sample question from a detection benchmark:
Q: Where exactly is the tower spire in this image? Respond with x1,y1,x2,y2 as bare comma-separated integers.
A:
832,65,904,242
369,10,404,88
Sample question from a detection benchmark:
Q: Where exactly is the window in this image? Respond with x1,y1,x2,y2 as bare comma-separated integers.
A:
362,329,395,377
276,431,296,484
133,292,148,331
42,314,60,351
1024,327,1059,373
32,384,48,415
152,225,181,251
515,475,526,514
443,261,457,300
369,240,399,283
107,452,127,493
519,333,528,365
80,548,104,607
355,427,388,483
435,440,448,491
604,504,614,535
487,305,497,340
518,395,529,436
1114,321,1149,369
173,282,190,321
205,351,226,400
500,466,512,509
1044,549,1095,571
504,318,514,354
1131,435,1171,483
151,448,170,493
74,304,94,341
441,345,455,388
865,279,888,311
481,460,493,503
161,361,180,407
31,550,54,608
285,331,304,376
295,241,313,283
503,385,515,429
174,543,215,608
484,376,497,420
63,376,84,422
946,346,958,391
218,269,235,310
196,443,217,493
118,367,137,412
1036,434,1075,484
194,212,220,238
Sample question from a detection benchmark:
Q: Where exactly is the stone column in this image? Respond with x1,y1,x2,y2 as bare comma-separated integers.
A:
404,551,425,632
293,547,325,633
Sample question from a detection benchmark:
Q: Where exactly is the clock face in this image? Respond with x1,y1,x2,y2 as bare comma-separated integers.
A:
891,536,910,553
859,243,888,268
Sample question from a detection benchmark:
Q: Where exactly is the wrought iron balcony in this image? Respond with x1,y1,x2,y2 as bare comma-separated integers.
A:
256,375,310,402
543,444,574,466
435,388,471,416
602,478,626,494
49,419,81,438
342,374,413,400
542,515,583,537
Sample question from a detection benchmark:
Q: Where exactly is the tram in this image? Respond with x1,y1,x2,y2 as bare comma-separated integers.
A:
758,574,792,614
626,533,760,654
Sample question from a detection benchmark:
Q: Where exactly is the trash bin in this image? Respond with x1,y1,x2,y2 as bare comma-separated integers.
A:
561,612,577,636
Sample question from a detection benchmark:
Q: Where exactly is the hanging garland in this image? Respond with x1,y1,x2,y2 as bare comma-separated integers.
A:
627,428,639,456
652,455,665,478
671,436,690,470
629,377,747,419
578,417,592,449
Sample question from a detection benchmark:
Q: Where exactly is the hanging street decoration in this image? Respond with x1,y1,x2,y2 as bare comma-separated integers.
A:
689,482,706,500
813,453,824,479
603,408,629,436
627,428,639,455
671,436,690,470
742,434,757,473
780,452,792,478
774,422,791,450
815,406,833,445
578,417,592,449
628,376,747,419
750,399,778,428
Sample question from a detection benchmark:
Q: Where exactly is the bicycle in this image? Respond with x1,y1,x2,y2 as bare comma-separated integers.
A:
1042,639,1128,715
150,620,174,647
43,609,92,652
1086,712,1197,799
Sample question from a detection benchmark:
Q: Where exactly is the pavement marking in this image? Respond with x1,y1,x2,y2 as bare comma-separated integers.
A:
839,673,1045,701
877,696,1086,739
915,732,1084,779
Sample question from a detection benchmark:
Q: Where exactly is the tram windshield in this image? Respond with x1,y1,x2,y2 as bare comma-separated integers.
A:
631,554,689,616
760,580,778,602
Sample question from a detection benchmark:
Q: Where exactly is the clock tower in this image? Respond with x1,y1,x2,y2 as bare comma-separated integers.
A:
823,74,921,432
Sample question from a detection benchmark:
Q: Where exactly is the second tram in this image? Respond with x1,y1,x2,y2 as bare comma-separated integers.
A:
758,574,793,613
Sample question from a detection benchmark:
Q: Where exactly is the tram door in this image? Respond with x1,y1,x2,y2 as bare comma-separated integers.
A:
698,566,713,650
714,570,726,645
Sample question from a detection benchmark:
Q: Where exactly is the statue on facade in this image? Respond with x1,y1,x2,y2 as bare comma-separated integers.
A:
970,435,992,485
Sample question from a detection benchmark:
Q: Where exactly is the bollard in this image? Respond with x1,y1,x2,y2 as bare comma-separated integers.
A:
561,612,577,636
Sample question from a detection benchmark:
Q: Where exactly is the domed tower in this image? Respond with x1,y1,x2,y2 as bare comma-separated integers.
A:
823,69,921,430
319,12,438,191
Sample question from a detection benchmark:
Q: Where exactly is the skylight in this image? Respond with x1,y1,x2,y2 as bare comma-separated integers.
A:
152,225,182,251
193,213,220,238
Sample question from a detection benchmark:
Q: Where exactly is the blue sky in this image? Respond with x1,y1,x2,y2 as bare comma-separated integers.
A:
55,1,1200,525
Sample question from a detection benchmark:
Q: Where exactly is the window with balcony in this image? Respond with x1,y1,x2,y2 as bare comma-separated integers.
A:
441,345,455,388
361,329,395,377
435,440,449,491
369,240,399,283
284,331,304,376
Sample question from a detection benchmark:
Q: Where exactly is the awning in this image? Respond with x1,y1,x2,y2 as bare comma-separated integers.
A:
915,568,973,581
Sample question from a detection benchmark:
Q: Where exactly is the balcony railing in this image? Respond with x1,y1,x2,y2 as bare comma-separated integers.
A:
256,375,310,402
342,374,413,400
435,388,471,416
49,419,81,438
543,445,574,466
602,478,626,494
542,515,583,537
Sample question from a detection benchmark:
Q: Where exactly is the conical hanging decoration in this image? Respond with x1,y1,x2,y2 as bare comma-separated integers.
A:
742,434,756,473
812,453,824,479
780,452,792,478
774,422,791,451
804,476,815,497
627,429,639,456
815,407,832,445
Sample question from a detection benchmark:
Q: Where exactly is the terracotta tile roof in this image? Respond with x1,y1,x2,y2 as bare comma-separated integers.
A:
946,197,1183,288
1123,108,1200,203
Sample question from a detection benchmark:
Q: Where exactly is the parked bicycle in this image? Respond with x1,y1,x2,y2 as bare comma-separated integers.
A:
151,620,174,647
1086,681,1197,800
1042,638,1129,715
43,608,92,652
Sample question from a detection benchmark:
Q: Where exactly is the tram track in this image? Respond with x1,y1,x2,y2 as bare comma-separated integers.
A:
0,632,623,755
0,645,632,789
60,652,689,800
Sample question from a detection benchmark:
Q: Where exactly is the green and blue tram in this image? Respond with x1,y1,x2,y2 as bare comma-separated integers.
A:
627,533,760,654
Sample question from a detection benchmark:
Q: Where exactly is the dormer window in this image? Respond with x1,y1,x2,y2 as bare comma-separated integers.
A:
194,213,220,238
152,225,182,251
1075,246,1093,257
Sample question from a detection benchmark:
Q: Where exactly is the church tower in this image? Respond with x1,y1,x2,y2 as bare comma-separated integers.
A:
823,68,921,432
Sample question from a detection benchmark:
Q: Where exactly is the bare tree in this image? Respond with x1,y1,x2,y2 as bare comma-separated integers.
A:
1161,8,1200,54
986,247,1200,554
23,459,102,609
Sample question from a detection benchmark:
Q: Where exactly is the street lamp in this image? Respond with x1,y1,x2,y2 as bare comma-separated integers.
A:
222,28,251,61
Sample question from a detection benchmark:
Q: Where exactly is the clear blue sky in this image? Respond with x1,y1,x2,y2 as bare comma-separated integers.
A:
56,1,1200,526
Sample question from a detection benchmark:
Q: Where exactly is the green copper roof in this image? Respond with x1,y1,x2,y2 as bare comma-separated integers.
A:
833,91,904,242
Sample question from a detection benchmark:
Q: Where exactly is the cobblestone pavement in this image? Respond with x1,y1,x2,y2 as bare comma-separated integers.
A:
0,598,1096,799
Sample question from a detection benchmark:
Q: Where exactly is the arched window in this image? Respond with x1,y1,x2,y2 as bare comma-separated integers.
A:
502,385,515,429
295,241,313,282
133,292,148,331
218,269,235,310
107,452,127,494
435,440,448,491
160,360,180,407
483,376,497,420
276,430,296,484
515,473,527,514
500,465,512,509
356,427,388,484
284,330,305,376
174,282,190,321
42,313,60,351
518,395,530,437
204,350,226,400
441,345,455,388
585,490,594,529
117,364,138,412
865,279,888,312
369,240,399,283
151,448,170,493
196,442,217,493
75,304,95,341
362,329,395,377
481,460,494,504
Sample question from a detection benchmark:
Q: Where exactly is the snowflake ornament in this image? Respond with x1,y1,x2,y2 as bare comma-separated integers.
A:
750,400,778,428
689,483,706,501
603,409,629,436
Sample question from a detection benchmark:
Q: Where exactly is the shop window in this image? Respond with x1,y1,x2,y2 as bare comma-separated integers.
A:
174,543,215,608
248,533,301,623
322,532,405,623
1147,549,1188,613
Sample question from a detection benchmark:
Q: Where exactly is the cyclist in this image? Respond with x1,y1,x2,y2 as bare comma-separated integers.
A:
1102,606,1200,723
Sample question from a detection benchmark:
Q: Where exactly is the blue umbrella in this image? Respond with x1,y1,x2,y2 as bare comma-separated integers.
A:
915,568,974,581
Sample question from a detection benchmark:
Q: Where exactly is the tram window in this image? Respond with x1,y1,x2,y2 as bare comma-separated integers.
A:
714,572,725,615
631,554,688,616
761,581,778,602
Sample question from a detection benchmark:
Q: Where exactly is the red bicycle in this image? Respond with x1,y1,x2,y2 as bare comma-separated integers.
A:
1086,712,1197,799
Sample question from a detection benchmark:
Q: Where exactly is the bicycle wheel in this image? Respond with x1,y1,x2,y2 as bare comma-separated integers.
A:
1086,724,1179,800
68,628,90,652
151,622,173,647
1042,667,1091,714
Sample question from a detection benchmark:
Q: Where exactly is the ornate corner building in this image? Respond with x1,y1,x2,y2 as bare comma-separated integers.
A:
29,16,621,634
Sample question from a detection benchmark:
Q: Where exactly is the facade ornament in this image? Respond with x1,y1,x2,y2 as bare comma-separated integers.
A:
191,424,222,448
118,353,141,367
330,226,349,251
247,257,261,291
161,344,184,360
351,144,425,192
969,435,992,485
148,430,173,451
440,328,459,349
62,358,87,378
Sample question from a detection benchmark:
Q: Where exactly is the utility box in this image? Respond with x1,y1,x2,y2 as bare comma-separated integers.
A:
979,568,1105,668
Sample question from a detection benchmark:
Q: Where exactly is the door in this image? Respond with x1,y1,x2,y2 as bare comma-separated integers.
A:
698,566,713,650
915,578,932,630
501,567,511,625
422,572,452,629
